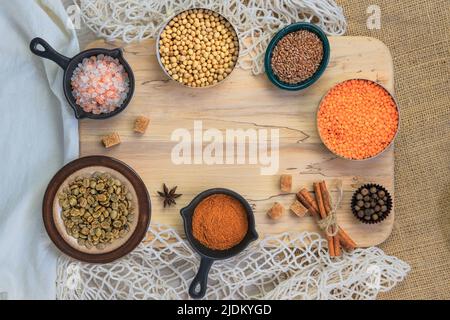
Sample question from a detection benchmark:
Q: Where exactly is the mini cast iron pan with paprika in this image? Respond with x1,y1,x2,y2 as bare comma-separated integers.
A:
180,188,258,299
29,37,135,120
42,156,150,263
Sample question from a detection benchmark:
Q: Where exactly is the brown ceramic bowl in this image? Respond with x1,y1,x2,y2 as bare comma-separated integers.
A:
42,156,151,263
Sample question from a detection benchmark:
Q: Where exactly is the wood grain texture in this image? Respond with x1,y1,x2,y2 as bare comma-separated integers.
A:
80,37,395,247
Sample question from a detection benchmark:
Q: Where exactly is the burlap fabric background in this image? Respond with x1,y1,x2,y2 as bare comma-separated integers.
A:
67,0,449,299
338,0,450,299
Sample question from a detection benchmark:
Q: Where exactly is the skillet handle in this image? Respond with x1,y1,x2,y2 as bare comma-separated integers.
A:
189,257,213,299
30,37,70,69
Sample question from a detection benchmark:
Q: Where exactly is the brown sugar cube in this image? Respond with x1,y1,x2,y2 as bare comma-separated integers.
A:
280,174,292,192
267,202,285,220
134,116,150,134
102,132,121,148
290,200,308,217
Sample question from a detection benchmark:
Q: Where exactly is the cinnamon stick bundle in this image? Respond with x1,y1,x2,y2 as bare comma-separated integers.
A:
313,182,336,257
319,181,341,256
297,184,356,254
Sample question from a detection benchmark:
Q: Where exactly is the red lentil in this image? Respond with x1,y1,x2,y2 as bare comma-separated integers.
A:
317,79,399,160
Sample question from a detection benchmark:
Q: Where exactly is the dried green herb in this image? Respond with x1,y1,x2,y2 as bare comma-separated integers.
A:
158,183,182,207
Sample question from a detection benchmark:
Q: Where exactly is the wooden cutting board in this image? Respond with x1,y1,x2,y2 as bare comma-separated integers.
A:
80,37,395,247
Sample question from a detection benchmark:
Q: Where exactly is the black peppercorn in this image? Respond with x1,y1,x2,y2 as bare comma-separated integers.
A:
351,184,392,224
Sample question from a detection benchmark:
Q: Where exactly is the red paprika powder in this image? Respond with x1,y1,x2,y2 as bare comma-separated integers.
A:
192,194,248,250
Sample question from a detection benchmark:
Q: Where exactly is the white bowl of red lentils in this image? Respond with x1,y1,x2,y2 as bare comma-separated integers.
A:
317,79,400,161
156,8,240,88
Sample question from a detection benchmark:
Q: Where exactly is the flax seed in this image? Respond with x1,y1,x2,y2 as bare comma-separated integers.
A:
270,30,324,84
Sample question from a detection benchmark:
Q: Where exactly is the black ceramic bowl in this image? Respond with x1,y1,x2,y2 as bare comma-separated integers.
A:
30,37,135,120
180,188,258,299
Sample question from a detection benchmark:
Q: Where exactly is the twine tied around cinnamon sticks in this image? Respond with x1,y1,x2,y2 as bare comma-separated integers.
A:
316,180,343,237
297,180,356,257
317,213,338,237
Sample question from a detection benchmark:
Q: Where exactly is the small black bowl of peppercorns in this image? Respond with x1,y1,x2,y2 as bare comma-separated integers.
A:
351,184,392,224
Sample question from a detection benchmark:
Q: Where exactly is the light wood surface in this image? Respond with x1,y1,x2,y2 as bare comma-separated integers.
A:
80,37,395,247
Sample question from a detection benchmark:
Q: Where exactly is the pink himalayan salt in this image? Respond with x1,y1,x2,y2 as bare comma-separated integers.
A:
71,54,129,114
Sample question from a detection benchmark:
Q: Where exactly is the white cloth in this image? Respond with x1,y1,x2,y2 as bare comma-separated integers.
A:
0,0,79,299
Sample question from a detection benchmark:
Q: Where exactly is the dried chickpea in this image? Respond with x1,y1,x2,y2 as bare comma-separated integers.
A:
159,8,239,87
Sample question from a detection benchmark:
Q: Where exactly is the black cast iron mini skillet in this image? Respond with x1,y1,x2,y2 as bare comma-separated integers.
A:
180,188,258,299
29,37,135,120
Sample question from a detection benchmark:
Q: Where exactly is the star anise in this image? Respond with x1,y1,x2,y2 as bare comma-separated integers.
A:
158,183,182,208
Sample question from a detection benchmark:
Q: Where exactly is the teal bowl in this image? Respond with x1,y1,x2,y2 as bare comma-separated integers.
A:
264,23,330,91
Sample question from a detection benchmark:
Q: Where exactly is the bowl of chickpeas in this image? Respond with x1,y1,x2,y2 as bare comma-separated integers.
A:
156,8,240,88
